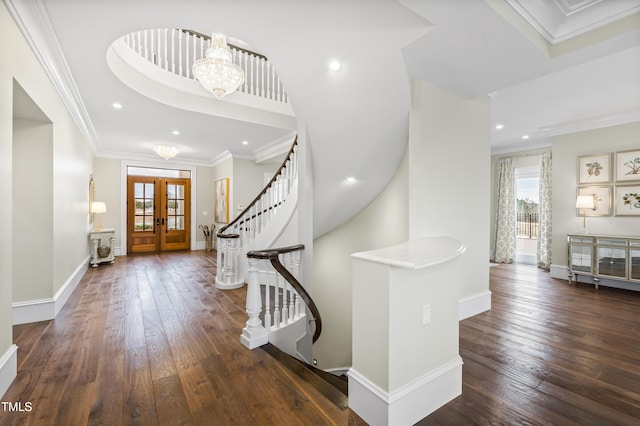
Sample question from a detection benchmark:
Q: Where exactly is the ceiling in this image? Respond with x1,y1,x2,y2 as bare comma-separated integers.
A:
5,0,640,235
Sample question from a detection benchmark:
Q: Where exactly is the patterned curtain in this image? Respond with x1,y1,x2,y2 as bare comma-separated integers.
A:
494,157,516,263
537,152,552,270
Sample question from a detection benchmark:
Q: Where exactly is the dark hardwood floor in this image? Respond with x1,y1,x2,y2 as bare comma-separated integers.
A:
1,251,363,426
421,263,640,426
1,254,640,425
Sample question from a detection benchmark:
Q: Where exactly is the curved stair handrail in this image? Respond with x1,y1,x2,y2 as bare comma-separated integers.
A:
242,244,322,356
215,136,298,289
218,136,298,237
248,245,322,343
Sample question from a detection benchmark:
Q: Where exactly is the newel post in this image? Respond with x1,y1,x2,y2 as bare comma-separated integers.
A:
215,235,244,290
241,258,268,349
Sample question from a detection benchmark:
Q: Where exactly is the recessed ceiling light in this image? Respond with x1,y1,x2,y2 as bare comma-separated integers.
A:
522,135,530,140
495,124,504,130
346,176,356,183
112,102,123,109
172,130,180,135
329,60,342,72
242,140,249,145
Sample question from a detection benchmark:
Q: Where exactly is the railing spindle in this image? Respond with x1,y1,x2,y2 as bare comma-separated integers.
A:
264,263,272,331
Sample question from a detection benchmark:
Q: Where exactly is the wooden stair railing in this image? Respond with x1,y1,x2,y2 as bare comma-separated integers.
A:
241,244,322,352
215,137,298,289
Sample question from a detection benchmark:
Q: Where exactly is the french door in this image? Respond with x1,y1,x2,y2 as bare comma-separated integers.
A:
127,176,191,253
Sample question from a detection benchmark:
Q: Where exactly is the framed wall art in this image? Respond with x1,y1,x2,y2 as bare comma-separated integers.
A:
577,153,611,184
576,186,612,216
614,185,640,216
214,178,229,223
615,149,640,182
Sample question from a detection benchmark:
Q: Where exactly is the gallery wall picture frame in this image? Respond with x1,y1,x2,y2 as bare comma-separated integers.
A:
614,185,640,216
214,178,229,223
577,153,612,184
576,186,612,216
615,149,640,183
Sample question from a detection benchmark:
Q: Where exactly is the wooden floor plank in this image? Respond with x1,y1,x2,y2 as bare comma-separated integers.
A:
3,256,640,425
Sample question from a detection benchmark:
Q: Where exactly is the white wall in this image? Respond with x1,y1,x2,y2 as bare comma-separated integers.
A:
313,150,409,370
93,157,121,248
233,159,278,217
551,122,640,270
409,81,491,317
212,158,234,236
13,118,53,302
1,1,93,395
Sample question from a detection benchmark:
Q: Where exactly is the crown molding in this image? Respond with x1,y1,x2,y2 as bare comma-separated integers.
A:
4,0,100,151
254,131,296,164
210,150,234,167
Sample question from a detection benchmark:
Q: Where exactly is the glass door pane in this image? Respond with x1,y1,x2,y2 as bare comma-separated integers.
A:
597,247,627,279
570,244,592,273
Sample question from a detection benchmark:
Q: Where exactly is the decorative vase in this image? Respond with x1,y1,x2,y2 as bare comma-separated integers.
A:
97,245,111,258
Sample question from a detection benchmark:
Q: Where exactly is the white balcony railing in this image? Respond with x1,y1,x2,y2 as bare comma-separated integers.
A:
121,29,290,105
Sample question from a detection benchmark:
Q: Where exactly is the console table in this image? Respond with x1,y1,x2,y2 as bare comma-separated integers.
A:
567,234,640,289
90,228,116,267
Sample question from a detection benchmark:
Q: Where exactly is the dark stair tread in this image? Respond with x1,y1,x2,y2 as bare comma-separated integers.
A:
261,343,348,410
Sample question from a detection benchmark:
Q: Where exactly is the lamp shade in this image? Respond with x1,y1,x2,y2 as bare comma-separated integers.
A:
575,195,595,209
91,201,107,214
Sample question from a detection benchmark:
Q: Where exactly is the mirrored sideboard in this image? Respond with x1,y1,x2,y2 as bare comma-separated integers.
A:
567,234,640,289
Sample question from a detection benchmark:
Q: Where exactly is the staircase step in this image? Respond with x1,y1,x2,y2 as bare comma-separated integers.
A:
261,343,348,410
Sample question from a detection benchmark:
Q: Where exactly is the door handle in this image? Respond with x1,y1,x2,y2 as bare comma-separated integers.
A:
162,218,165,225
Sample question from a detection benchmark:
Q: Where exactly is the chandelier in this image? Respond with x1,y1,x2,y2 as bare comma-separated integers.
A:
153,145,180,160
192,33,245,99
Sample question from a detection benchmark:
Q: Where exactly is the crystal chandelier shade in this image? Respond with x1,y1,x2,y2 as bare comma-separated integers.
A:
153,145,180,160
193,33,245,99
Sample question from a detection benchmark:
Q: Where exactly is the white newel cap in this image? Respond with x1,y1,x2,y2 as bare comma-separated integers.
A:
351,236,465,270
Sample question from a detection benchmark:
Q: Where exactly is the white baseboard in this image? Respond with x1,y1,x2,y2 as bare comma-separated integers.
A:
348,356,463,426
0,344,18,399
459,290,492,320
12,256,89,325
550,264,568,280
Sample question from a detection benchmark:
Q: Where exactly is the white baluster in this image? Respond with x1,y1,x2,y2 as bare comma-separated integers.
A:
143,30,148,60
240,258,268,349
178,30,183,77
281,272,289,325
191,33,196,78
294,293,301,319
259,195,264,231
171,29,175,74
266,62,272,99
273,265,281,327
287,278,295,321
185,32,189,78
266,187,272,224
260,58,265,98
251,204,258,241
162,29,167,70
264,261,272,331
240,52,246,93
